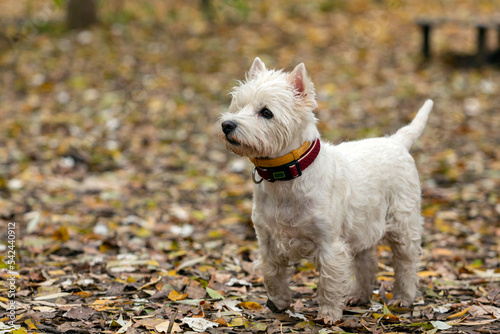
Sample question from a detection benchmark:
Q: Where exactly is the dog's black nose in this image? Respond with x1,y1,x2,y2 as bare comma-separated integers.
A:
222,121,237,135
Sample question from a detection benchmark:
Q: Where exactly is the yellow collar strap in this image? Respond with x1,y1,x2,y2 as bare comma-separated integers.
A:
249,141,311,168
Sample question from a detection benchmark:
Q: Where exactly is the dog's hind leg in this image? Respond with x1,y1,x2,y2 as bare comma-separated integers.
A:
387,211,422,306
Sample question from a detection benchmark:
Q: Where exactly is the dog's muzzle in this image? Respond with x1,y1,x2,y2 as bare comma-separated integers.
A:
221,121,240,145
221,121,237,135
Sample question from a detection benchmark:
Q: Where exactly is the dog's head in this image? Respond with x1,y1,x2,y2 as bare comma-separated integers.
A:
220,58,318,159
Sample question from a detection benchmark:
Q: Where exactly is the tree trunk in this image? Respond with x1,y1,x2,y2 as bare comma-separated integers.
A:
67,0,98,30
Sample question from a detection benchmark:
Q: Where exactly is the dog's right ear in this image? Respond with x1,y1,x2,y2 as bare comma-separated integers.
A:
248,57,266,79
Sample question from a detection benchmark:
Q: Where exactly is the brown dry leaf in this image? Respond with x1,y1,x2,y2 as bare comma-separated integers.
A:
186,284,207,299
64,306,95,320
134,318,167,330
469,305,500,318
155,320,182,333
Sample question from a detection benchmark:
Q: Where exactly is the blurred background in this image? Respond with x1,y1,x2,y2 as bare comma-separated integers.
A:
0,0,499,300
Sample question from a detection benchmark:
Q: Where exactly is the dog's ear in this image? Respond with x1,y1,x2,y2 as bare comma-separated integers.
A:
248,57,266,79
288,63,311,97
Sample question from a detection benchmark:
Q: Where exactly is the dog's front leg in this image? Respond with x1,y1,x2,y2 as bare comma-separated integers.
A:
315,239,352,322
255,248,292,312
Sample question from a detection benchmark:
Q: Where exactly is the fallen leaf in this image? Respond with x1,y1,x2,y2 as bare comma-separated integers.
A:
181,317,219,332
206,287,224,300
469,304,500,318
446,306,471,319
373,304,399,321
63,306,95,320
431,320,452,330
24,319,37,330
286,309,307,320
90,299,117,311
226,278,252,287
229,317,245,327
155,320,182,333
244,320,268,331
238,301,262,310
116,319,132,333
177,256,208,270
418,271,440,278
214,299,242,312
168,290,188,301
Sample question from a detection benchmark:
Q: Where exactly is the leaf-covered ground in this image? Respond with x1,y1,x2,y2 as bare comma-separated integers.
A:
1,1,500,333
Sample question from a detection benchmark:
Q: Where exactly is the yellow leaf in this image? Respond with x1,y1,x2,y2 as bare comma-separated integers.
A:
99,243,115,253
378,245,391,252
137,227,152,238
168,290,188,301
159,270,177,276
446,306,471,319
418,271,439,278
52,226,70,241
74,291,93,298
229,317,245,327
198,265,214,272
373,310,399,321
147,260,159,267
48,270,66,276
90,299,117,311
377,276,394,282
422,204,440,217
25,319,37,329
238,301,263,311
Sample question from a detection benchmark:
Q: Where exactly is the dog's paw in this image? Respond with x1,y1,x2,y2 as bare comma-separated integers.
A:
316,315,336,325
266,299,288,313
317,305,342,324
388,298,412,308
345,295,370,306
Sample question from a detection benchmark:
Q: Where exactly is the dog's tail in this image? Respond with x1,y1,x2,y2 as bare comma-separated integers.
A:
391,99,433,150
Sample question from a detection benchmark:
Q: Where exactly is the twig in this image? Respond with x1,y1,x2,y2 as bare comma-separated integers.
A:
167,309,178,334
207,268,216,289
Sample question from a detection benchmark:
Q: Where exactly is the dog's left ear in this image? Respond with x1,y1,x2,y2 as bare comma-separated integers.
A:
288,63,312,97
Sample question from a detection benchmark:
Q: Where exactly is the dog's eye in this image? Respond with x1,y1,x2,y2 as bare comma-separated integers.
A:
260,108,273,119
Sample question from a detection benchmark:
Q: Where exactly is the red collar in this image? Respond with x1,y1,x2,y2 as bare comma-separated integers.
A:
251,139,321,183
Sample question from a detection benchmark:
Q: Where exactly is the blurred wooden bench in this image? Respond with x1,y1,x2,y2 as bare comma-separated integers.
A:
416,17,500,64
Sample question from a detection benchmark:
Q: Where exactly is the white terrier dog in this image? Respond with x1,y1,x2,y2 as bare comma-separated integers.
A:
220,57,433,323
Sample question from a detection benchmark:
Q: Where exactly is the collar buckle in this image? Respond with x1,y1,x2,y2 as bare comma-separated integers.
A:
259,159,302,183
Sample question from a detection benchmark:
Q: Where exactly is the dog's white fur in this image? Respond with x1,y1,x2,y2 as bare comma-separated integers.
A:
220,57,433,322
